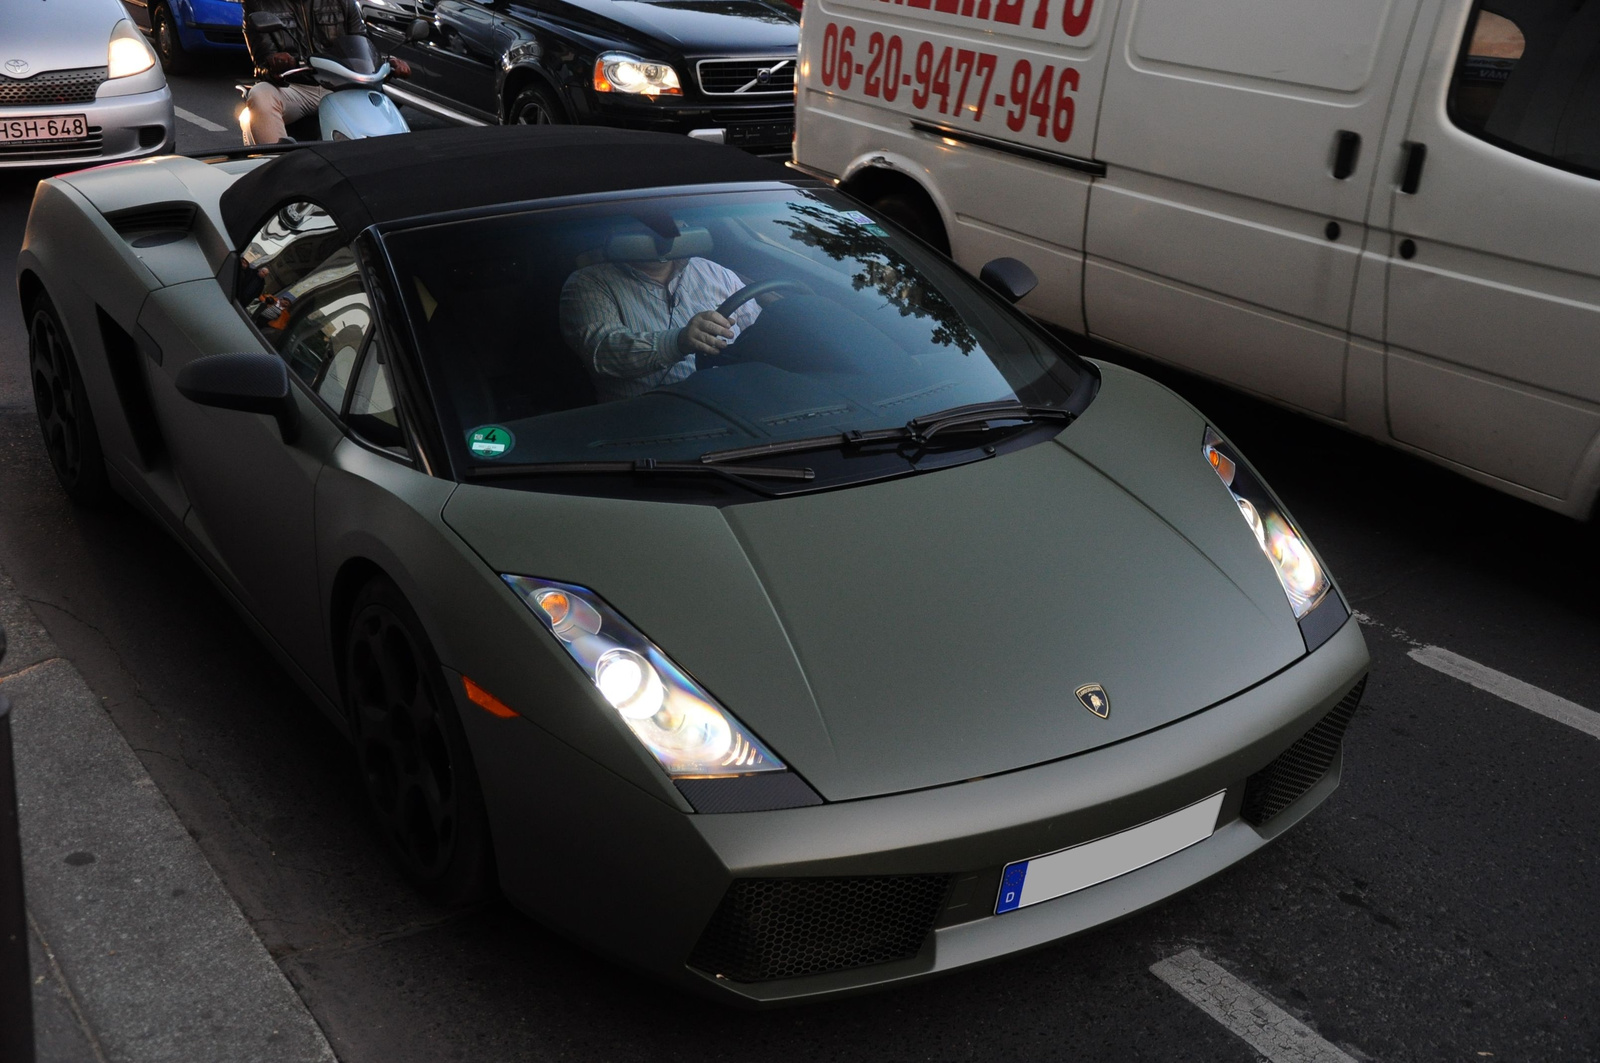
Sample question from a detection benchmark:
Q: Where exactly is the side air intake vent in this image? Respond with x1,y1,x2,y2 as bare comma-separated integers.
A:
106,202,197,238
689,874,950,983
1242,677,1367,826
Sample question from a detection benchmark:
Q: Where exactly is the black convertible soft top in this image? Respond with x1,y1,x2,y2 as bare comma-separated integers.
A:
218,125,794,247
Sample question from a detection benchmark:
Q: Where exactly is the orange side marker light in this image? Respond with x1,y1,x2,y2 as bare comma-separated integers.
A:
462,676,519,718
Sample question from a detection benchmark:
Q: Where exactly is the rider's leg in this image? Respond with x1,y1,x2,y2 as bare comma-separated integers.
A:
243,83,331,144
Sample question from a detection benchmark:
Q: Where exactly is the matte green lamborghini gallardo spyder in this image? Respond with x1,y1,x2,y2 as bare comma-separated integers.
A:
18,126,1368,1005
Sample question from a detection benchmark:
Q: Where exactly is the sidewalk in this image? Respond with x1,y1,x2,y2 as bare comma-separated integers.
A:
0,563,335,1063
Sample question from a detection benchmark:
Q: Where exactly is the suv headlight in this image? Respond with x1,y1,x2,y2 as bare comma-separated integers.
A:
1202,428,1330,618
504,576,784,777
593,53,682,96
108,20,157,79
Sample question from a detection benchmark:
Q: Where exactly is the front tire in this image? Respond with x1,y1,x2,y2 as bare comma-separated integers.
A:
152,2,194,75
344,576,496,904
508,84,566,125
29,293,111,507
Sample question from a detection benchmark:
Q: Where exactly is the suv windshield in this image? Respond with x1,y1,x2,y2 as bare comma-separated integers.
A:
381,185,1093,492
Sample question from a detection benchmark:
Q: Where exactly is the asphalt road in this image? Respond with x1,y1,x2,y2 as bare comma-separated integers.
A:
2,64,1598,1062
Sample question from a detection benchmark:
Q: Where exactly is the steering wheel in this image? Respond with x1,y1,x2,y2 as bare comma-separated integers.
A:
715,279,812,319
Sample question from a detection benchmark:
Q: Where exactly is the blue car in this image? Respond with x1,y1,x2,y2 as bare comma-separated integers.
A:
121,0,248,73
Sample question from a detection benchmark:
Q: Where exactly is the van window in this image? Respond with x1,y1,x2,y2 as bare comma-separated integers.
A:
1129,0,1394,93
1448,1,1600,179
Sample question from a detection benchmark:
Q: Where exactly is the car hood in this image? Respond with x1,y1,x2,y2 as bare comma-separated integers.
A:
2,0,123,74
550,0,798,55
443,363,1308,801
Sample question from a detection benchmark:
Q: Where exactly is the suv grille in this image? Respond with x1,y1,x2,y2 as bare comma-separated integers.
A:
697,57,795,96
689,875,950,983
1242,677,1367,826
0,67,107,106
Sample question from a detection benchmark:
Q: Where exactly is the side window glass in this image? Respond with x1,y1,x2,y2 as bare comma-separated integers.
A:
1448,3,1599,178
237,201,375,405
346,337,406,452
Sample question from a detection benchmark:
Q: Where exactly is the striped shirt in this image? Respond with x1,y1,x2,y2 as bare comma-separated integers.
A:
559,258,760,402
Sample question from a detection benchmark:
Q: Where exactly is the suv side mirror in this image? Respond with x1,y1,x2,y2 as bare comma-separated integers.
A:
978,257,1038,304
176,352,300,444
407,19,432,42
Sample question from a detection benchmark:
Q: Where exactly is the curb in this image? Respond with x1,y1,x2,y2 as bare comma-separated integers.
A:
0,563,337,1063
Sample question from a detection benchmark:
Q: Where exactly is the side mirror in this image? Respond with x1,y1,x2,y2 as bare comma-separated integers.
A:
175,352,300,444
978,257,1038,304
407,18,432,42
246,10,287,30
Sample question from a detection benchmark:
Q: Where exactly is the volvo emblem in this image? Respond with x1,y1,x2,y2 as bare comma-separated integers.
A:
4,59,29,76
1075,683,1110,719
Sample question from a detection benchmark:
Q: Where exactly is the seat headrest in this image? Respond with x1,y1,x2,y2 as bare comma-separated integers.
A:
605,225,713,263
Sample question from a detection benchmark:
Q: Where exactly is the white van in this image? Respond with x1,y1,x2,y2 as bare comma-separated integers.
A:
792,0,1600,519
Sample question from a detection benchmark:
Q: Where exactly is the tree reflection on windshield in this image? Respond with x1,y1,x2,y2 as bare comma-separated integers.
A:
774,202,980,355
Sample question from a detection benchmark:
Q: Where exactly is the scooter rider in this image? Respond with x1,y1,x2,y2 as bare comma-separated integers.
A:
241,0,411,145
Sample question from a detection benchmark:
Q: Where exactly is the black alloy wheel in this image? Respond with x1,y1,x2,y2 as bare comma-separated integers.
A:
509,84,565,125
344,577,495,904
153,2,193,75
29,293,111,506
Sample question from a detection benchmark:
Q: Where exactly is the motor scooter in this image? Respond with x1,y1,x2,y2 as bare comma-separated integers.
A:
239,13,409,142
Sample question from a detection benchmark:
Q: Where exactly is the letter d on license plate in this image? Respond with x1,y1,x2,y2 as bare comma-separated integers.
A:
995,791,1226,913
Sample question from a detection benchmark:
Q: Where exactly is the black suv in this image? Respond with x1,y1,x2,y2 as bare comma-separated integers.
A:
362,0,798,156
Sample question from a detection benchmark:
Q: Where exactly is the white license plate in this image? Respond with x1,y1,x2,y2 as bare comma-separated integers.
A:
996,791,1226,913
0,114,90,144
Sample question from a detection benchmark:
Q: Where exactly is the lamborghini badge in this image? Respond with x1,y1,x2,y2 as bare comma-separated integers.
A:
1076,683,1110,719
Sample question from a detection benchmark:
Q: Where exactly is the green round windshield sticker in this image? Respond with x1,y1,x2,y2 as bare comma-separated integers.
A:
467,424,514,460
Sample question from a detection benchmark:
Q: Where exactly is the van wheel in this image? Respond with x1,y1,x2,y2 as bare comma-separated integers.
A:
28,293,111,507
867,190,950,255
153,2,194,75
344,576,496,905
509,84,565,125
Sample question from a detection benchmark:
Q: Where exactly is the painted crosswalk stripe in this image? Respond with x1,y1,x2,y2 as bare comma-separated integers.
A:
174,106,227,133
1151,950,1359,1063
1408,644,1600,741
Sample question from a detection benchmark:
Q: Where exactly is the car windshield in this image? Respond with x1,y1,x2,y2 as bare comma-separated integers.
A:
380,185,1092,491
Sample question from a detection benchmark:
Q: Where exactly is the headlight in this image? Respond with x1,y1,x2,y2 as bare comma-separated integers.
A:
504,576,784,777
593,53,681,96
108,21,157,79
1202,428,1330,618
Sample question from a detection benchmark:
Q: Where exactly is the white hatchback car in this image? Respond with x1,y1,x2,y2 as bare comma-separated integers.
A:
1,0,175,169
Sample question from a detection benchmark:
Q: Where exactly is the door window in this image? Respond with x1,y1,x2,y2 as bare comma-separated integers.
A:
345,338,407,452
1448,1,1600,178
237,200,376,402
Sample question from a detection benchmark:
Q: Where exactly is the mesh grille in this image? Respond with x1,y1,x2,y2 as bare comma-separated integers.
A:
0,68,107,105
689,874,950,983
697,58,796,96
1242,677,1367,826
0,127,103,160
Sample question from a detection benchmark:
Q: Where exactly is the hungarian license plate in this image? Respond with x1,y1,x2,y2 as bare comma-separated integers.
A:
995,791,1226,913
0,113,90,144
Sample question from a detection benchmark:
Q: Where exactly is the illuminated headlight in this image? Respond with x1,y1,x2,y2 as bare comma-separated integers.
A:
108,21,157,79
594,53,681,96
504,576,783,777
1203,428,1330,618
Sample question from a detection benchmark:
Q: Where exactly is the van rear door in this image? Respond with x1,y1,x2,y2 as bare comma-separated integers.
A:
1085,0,1425,421
1374,0,1600,513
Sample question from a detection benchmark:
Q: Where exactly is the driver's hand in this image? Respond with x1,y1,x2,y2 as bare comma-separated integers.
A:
678,310,735,356
266,52,296,75
390,57,412,78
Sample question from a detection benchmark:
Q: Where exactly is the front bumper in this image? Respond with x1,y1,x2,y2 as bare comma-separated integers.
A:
576,93,794,157
0,86,174,170
461,613,1367,1005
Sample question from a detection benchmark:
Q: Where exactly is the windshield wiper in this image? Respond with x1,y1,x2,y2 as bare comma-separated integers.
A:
463,457,815,493
700,401,1073,466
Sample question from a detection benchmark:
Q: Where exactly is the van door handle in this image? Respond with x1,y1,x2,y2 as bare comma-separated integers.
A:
1401,142,1428,194
1333,130,1361,180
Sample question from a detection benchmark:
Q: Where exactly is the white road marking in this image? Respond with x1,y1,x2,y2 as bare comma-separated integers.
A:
1408,645,1600,741
1151,950,1359,1063
174,106,227,132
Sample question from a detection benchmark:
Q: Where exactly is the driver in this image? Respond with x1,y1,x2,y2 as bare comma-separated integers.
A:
240,0,410,145
559,250,760,403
